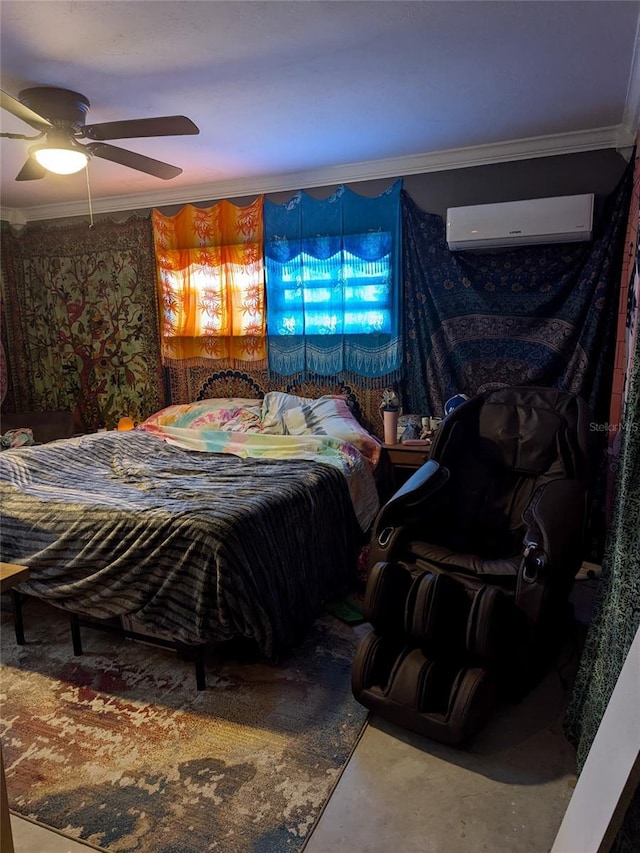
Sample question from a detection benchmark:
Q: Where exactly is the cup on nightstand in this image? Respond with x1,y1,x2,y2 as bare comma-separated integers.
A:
383,409,399,445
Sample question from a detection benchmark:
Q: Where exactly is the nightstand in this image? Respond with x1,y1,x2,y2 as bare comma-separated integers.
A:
380,442,431,497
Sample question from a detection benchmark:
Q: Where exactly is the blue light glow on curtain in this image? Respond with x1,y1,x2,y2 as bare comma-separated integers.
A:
264,180,402,384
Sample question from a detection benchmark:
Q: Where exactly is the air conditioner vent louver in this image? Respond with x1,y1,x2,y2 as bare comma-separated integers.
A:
446,194,594,251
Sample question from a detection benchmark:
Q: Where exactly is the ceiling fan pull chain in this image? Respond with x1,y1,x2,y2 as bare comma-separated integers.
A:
85,161,94,228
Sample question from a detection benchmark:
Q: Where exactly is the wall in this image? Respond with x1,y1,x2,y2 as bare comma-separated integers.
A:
402,148,629,217
1,147,631,435
147,149,630,218
2,147,627,228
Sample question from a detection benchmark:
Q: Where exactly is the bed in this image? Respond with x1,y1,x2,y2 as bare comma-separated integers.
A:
0,392,381,661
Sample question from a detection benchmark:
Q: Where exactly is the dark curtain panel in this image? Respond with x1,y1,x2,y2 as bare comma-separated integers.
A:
400,166,633,424
400,165,633,559
0,289,15,411
1,216,164,431
563,217,640,853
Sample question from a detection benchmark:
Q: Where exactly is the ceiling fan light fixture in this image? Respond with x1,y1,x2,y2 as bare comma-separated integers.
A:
4,85,197,182
30,144,88,175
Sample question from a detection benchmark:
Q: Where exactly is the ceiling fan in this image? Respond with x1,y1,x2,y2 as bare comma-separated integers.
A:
0,86,199,181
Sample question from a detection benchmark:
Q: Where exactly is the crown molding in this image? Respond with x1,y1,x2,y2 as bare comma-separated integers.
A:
0,123,630,224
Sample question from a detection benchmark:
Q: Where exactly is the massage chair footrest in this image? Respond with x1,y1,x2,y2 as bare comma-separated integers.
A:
352,632,496,746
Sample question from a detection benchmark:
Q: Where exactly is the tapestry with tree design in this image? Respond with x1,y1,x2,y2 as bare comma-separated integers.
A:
1,216,164,431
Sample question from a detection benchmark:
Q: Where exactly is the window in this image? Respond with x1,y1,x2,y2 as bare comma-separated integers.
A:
152,198,265,367
269,239,392,336
264,181,402,380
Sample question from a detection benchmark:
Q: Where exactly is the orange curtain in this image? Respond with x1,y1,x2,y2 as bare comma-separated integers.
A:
152,197,265,367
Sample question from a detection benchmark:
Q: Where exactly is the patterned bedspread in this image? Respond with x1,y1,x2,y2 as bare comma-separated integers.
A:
0,430,376,659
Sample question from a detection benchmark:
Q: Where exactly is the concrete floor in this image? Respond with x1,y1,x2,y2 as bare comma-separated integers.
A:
8,636,579,853
305,663,578,853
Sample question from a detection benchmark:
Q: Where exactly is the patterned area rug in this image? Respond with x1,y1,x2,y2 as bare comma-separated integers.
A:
0,598,368,852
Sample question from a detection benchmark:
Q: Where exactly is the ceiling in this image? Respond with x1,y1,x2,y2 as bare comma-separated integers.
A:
1,0,639,224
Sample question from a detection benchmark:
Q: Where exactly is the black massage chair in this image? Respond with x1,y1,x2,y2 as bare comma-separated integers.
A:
352,386,592,745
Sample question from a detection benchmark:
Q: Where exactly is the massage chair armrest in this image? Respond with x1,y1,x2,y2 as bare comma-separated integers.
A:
516,479,588,624
524,480,587,574
375,460,448,528
368,460,449,566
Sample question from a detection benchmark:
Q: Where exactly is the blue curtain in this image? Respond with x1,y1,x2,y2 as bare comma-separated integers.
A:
265,180,402,385
400,168,633,427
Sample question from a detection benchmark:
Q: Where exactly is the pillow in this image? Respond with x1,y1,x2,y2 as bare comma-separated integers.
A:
210,406,263,433
141,398,262,431
260,391,314,434
282,396,381,465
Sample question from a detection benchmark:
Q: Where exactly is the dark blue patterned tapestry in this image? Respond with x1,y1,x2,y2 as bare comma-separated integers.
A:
400,167,633,427
564,153,640,852
565,306,640,852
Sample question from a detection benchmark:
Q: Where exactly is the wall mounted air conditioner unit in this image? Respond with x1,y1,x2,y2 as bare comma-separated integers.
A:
446,193,594,251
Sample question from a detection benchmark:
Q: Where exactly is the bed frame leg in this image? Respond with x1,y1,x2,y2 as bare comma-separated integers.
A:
68,618,206,689
194,645,206,690
10,591,25,645
70,613,83,656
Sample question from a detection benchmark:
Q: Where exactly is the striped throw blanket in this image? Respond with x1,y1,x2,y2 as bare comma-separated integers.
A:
0,430,376,658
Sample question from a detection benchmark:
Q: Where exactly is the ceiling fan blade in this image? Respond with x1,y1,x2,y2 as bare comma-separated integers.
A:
1,90,53,131
15,157,47,181
86,142,182,179
81,115,199,141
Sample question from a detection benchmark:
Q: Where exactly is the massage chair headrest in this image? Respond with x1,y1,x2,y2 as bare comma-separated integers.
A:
473,388,584,477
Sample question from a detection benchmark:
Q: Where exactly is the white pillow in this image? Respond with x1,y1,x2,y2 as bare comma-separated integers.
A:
261,390,313,434
282,396,381,465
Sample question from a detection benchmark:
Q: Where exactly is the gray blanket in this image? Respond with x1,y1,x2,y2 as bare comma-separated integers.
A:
0,431,360,659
